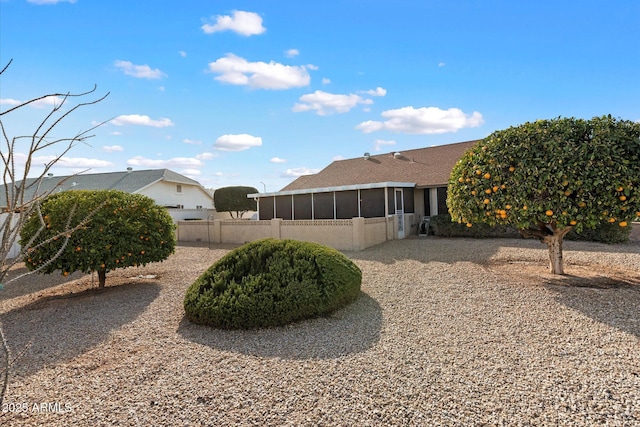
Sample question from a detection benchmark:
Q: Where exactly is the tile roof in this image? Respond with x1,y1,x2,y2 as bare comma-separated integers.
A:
281,140,478,191
1,169,203,208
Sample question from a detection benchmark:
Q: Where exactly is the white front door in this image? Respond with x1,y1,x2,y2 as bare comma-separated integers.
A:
395,189,405,239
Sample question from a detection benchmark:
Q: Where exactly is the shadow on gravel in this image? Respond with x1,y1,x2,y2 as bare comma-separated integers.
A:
544,277,640,339
177,292,382,360
1,282,160,377
1,266,88,302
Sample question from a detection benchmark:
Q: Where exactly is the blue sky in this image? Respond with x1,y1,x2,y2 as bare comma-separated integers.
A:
1,0,638,192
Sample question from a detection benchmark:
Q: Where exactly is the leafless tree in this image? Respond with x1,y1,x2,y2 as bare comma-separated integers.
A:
0,59,109,406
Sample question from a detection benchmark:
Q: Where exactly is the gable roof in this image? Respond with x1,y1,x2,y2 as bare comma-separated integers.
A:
282,140,478,191
1,169,206,208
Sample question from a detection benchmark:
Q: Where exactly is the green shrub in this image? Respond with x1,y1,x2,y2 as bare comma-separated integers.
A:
183,238,362,329
430,214,520,238
431,213,631,243
566,222,630,244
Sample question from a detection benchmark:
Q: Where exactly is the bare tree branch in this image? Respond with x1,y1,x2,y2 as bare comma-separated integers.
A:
0,59,109,406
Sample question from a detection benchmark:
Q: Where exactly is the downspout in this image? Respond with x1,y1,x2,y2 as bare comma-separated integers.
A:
333,192,336,220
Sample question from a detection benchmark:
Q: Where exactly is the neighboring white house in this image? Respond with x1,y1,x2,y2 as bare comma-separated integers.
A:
0,169,215,258
0,168,213,211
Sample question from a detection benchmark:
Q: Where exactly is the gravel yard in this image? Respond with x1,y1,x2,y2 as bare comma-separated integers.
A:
1,236,639,426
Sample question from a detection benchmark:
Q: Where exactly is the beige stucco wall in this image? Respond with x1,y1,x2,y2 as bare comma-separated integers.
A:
281,219,355,251
364,218,388,248
220,220,272,243
177,216,393,251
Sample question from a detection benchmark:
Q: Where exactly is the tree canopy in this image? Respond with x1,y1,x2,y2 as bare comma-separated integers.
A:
20,190,176,287
213,186,258,218
447,115,640,274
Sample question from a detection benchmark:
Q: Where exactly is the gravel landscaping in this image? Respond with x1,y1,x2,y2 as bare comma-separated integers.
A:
1,236,639,426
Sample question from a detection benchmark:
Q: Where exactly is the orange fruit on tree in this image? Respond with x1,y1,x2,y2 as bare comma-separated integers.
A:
471,190,477,195
466,223,473,227
570,220,577,225
476,170,482,175
619,195,626,201
578,201,586,208
616,186,624,192
485,189,492,194
608,217,616,223
484,173,491,179
619,221,628,227
483,199,490,204
509,166,515,172
545,210,553,216
523,205,528,210
493,186,499,192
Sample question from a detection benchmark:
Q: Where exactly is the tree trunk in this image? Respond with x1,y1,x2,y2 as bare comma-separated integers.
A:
97,269,106,288
542,228,572,275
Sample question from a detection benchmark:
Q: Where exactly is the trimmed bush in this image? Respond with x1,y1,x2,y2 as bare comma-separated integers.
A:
430,214,520,238
183,238,362,329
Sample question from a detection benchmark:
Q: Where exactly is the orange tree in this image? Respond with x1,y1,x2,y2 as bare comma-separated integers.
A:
447,116,640,274
20,190,175,287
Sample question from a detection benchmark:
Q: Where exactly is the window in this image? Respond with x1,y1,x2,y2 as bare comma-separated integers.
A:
176,184,182,193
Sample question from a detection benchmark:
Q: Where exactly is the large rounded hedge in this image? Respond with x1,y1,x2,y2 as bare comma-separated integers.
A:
183,238,362,329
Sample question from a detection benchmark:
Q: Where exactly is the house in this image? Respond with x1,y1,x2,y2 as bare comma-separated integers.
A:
1,168,213,214
249,140,477,237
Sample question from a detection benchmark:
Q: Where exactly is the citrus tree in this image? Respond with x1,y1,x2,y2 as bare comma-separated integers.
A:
20,190,176,287
448,116,640,274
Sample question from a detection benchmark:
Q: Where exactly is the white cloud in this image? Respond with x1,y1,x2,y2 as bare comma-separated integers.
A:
322,78,331,85
439,62,446,67
270,157,287,163
207,54,312,90
17,154,112,168
110,131,122,136
0,98,21,106
102,145,124,152
373,139,396,151
292,90,373,115
281,167,320,178
196,152,217,160
31,96,64,108
27,0,76,4
362,87,387,97
181,168,201,177
3,96,64,109
127,156,204,168
111,114,174,128
201,10,265,36
114,60,166,79
183,138,202,145
179,51,187,57
355,106,484,135
332,155,344,161
285,49,299,58
214,134,262,151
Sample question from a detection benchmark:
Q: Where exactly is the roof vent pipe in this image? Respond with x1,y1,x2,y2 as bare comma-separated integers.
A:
393,152,402,159
364,152,370,160
126,167,132,172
